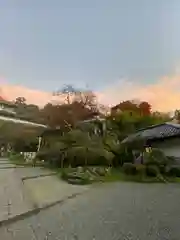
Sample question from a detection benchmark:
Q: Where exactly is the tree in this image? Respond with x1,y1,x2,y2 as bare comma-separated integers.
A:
111,100,152,116
53,84,77,104
15,99,42,123
42,85,100,129
53,84,98,111
42,101,99,129
108,107,168,142
139,101,151,116
114,100,139,113
175,110,180,122
51,129,114,167
15,97,26,105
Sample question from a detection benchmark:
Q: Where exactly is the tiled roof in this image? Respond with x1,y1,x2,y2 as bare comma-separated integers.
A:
0,96,15,107
122,122,180,143
0,115,47,128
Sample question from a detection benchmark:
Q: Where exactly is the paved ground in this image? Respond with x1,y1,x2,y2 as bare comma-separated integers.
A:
0,158,89,223
0,160,35,223
1,182,180,240
23,175,89,208
15,167,57,179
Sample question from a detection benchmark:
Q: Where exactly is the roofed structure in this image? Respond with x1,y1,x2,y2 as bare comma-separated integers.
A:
122,122,180,144
0,95,16,116
0,95,47,129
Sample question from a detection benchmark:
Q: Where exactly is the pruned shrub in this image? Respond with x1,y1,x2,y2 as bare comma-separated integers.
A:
9,152,24,162
122,163,137,175
135,164,146,175
146,165,159,177
36,148,62,167
167,167,180,177
144,149,174,175
94,167,108,176
61,168,92,185
144,149,168,166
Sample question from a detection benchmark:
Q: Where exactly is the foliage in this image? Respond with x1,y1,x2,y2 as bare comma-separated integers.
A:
2,93,176,184
45,85,100,128
14,97,43,123
37,129,114,168
15,97,26,105
135,164,146,175
111,100,170,121
61,168,91,185
108,110,168,139
144,149,172,171
60,166,111,185
122,163,146,178
122,163,137,175
174,110,180,122
9,152,24,162
167,167,180,177
146,165,159,177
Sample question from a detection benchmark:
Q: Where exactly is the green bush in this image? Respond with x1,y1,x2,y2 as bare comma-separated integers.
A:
119,148,134,164
144,149,174,175
93,167,109,176
146,165,159,177
135,164,146,175
61,168,75,181
61,168,92,185
36,148,62,167
122,163,137,175
9,153,24,162
144,149,168,167
167,167,180,177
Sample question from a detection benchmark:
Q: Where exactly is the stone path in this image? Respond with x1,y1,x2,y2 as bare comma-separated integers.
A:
0,167,34,223
0,158,90,225
0,183,180,239
23,175,89,208
0,158,15,169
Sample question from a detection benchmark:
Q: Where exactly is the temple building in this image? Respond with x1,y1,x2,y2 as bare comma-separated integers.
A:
0,95,47,128
0,96,16,117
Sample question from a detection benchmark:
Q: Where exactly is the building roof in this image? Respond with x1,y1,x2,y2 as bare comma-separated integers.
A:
0,115,47,128
0,96,15,107
121,122,180,144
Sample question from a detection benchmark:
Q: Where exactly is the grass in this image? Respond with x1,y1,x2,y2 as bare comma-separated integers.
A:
164,177,180,183
8,155,180,184
101,170,159,183
100,169,126,182
57,167,171,184
95,168,180,184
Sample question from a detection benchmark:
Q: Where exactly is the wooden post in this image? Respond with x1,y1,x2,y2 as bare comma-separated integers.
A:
37,137,42,152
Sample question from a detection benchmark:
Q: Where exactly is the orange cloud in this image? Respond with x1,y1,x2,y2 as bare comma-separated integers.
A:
1,75,180,112
0,81,65,106
98,75,180,112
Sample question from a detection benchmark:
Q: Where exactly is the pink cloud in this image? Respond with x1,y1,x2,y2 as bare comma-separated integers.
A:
98,75,180,112
0,81,66,106
1,75,180,112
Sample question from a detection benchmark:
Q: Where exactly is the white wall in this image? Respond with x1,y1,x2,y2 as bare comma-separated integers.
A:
0,104,16,115
152,138,180,158
0,115,47,128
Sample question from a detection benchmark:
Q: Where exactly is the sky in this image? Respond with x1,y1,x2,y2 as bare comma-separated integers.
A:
1,0,180,112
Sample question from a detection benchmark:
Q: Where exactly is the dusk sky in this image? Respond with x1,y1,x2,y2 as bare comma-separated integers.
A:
1,0,180,111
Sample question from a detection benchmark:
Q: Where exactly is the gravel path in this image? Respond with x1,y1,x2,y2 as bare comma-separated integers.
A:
1,182,180,240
